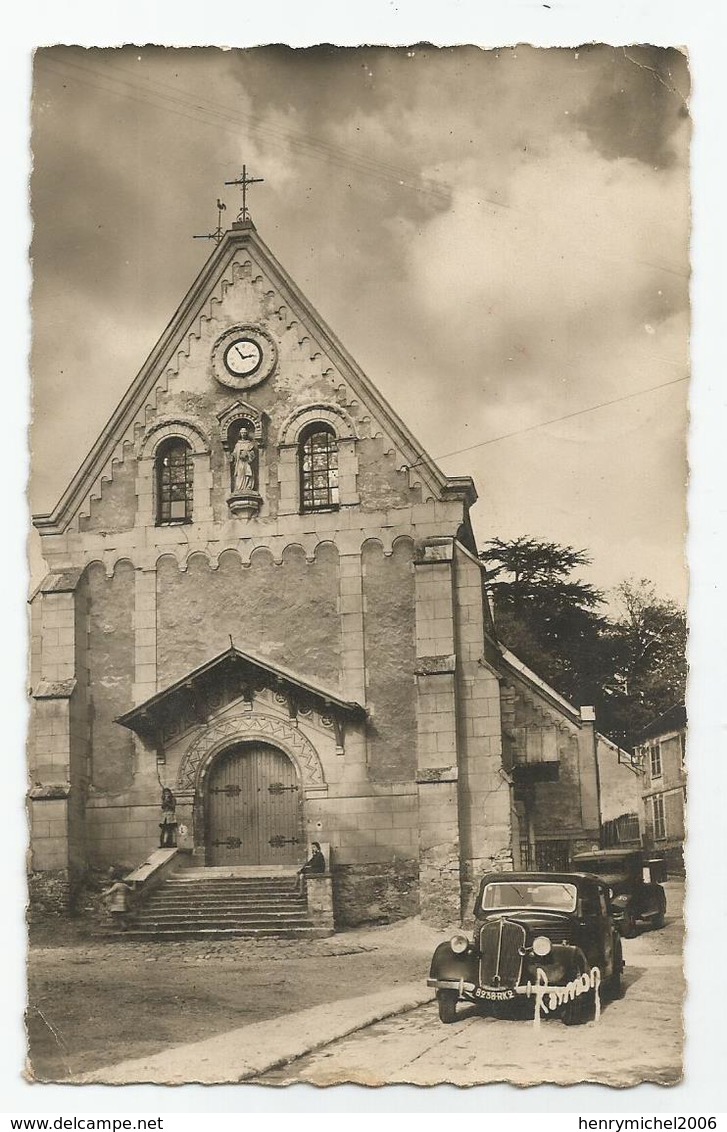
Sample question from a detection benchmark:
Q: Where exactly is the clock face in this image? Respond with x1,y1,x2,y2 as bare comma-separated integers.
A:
224,337,263,377
212,325,278,390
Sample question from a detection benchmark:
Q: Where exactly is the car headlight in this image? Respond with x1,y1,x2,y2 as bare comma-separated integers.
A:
531,935,552,957
450,932,469,954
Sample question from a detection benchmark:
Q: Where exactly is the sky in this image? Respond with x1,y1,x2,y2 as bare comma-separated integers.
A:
30,44,691,604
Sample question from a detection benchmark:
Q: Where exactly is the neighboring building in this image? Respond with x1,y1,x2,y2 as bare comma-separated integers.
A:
635,704,687,874
498,650,641,873
28,217,641,925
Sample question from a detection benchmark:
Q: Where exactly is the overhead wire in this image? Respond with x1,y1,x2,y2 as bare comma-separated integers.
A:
406,374,689,470
39,53,459,206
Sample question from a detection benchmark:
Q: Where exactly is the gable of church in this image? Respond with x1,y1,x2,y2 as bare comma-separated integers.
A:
34,222,471,546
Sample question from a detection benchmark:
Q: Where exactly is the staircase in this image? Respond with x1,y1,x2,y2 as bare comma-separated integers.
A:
123,866,331,940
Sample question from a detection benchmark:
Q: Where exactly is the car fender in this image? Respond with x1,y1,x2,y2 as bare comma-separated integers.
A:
429,941,478,984
522,942,583,987
643,882,666,912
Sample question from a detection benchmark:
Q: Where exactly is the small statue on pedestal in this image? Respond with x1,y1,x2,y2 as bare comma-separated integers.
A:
231,427,257,494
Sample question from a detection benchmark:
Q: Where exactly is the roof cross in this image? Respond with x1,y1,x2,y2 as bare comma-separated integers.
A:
224,165,264,223
192,199,227,247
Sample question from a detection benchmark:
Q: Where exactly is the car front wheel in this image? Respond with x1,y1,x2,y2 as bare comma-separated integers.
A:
436,990,459,1024
562,989,596,1026
561,961,597,1025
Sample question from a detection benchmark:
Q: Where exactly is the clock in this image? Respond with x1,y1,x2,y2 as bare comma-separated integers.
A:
212,325,278,390
224,337,262,377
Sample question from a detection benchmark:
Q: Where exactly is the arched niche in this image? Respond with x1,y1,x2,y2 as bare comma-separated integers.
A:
176,712,327,798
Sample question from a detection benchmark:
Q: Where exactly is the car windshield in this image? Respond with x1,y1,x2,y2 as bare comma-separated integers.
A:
480,882,578,912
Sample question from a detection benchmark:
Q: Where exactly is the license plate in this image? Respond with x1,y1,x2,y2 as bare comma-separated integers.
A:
475,988,515,1001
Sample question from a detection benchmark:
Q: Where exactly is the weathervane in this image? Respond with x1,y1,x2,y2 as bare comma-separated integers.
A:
192,199,228,247
224,165,264,223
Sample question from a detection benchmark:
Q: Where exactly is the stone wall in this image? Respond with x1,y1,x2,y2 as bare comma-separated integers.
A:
361,538,417,782
85,800,162,870
305,873,334,932
27,790,86,915
331,860,419,927
156,544,341,686
533,730,589,836
310,786,420,872
500,678,587,837
356,437,421,511
453,544,512,910
86,562,136,793
28,794,69,872
80,457,138,532
27,868,74,918
69,584,90,876
596,737,641,822
412,539,462,926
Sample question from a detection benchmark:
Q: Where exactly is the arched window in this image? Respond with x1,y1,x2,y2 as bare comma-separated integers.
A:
299,423,339,512
156,438,194,524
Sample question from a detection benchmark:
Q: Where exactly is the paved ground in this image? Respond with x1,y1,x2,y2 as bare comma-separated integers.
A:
257,885,684,1088
26,916,441,1081
28,883,684,1088
72,981,434,1085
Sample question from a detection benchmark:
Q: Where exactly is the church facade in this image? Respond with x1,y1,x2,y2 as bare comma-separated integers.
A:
28,219,640,925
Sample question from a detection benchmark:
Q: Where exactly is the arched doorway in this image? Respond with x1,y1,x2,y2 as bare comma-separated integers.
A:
204,742,302,866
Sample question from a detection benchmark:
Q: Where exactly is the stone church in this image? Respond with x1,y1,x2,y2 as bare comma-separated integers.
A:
28,215,640,926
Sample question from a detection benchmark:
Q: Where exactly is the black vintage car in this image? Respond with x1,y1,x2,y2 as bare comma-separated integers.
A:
570,849,667,938
427,872,624,1025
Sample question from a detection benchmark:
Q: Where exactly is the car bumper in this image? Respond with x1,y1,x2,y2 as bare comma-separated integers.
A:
427,976,597,1005
427,977,524,1002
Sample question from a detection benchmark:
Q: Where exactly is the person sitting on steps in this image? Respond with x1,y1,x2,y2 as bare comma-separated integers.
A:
298,841,326,876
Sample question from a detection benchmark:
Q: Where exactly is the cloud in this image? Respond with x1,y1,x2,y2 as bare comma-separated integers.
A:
575,45,690,169
29,45,690,601
397,127,689,419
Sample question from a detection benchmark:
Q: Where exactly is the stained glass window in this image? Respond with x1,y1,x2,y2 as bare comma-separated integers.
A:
299,424,339,512
156,438,194,524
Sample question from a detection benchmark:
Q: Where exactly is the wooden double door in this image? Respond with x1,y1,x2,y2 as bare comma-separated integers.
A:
205,742,302,866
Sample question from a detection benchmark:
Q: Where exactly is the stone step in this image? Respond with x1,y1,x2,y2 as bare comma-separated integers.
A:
146,896,308,905
116,926,332,941
134,924,315,935
164,881,301,893
177,867,298,878
123,868,326,941
144,910,308,919
159,892,301,901
137,900,310,913
135,911,313,925
162,883,302,893
168,870,299,881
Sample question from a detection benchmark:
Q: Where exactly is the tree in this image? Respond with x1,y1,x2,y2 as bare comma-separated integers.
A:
479,537,609,705
479,539,687,749
600,579,687,747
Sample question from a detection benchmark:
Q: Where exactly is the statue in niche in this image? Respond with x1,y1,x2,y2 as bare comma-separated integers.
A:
230,425,257,494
